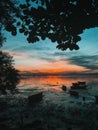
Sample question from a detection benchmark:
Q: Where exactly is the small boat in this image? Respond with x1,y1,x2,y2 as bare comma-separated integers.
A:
69,90,79,97
71,81,87,89
28,92,43,105
62,85,67,91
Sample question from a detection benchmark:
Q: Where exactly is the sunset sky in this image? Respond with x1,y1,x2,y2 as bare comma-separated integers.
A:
1,27,98,75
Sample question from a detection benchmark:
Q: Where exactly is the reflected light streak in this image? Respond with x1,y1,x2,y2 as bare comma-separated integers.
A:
18,76,98,91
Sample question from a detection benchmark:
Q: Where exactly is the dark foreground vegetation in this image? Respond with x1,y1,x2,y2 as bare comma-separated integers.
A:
0,89,98,130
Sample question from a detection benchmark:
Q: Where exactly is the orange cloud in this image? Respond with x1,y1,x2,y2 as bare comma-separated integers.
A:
38,60,87,73
6,51,95,75
9,52,28,59
3,50,28,59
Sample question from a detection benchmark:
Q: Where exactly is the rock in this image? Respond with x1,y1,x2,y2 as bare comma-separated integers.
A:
62,85,67,91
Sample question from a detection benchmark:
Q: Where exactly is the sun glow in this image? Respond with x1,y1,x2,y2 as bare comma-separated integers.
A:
16,60,88,74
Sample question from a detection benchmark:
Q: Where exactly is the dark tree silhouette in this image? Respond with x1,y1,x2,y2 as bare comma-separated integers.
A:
16,0,98,51
0,30,6,47
0,51,20,94
1,0,98,51
0,0,20,47
0,0,20,94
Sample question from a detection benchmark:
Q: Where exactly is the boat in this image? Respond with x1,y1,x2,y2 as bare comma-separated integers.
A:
28,92,43,105
62,85,67,91
71,81,87,89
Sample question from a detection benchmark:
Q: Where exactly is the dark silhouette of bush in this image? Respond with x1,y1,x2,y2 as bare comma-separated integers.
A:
0,51,20,94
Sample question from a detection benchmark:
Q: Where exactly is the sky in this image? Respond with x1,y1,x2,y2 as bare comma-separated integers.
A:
1,27,98,75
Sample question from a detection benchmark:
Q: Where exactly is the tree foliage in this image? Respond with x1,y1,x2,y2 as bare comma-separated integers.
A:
0,1,20,94
1,0,98,51
0,0,20,47
0,51,20,94
16,0,98,51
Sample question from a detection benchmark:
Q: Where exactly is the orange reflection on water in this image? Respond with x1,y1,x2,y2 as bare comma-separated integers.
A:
18,76,98,92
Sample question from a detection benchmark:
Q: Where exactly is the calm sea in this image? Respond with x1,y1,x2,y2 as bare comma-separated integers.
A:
17,76,98,104
18,76,98,91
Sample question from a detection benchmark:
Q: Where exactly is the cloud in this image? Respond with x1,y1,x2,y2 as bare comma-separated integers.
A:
52,51,82,60
12,45,51,52
28,51,58,62
39,56,56,62
53,52,67,56
2,50,28,59
67,55,98,70
11,45,58,62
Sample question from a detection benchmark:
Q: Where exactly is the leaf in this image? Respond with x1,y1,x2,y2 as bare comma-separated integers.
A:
19,4,27,9
17,22,21,26
24,31,29,36
26,0,30,2
11,31,17,36
19,28,25,33
74,44,79,50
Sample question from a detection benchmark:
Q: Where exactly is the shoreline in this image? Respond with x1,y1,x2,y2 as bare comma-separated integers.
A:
0,87,98,130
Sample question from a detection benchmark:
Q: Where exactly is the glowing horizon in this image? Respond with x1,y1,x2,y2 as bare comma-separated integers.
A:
15,59,89,74
1,28,98,75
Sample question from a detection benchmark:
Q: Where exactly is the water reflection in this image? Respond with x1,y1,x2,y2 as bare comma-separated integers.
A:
17,76,98,105
18,76,98,92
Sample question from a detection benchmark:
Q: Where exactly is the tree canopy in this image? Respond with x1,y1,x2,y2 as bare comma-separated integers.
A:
1,0,98,51
16,0,98,51
0,0,20,47
0,51,20,94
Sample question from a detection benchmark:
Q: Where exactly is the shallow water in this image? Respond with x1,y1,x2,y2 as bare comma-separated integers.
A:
1,76,98,130
18,76,98,104
18,76,98,90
